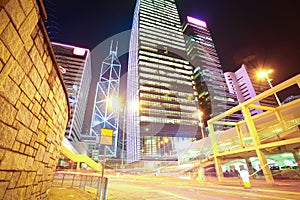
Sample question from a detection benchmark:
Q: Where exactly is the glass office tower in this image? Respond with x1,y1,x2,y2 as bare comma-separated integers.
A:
52,42,92,141
127,0,199,163
183,16,241,126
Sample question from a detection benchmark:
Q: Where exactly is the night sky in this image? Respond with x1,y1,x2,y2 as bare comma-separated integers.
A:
45,0,300,117
46,0,300,78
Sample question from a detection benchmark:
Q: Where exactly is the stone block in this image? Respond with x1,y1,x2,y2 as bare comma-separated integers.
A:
25,172,36,186
35,145,45,162
8,57,25,85
19,92,31,107
39,78,50,101
36,130,45,145
0,121,17,149
20,76,36,100
16,103,34,127
25,156,34,171
29,45,47,79
42,152,50,164
0,8,9,35
0,23,23,59
29,65,42,88
35,32,44,56
3,187,25,200
0,40,10,63
16,171,28,187
16,47,33,74
8,171,20,189
19,143,25,153
5,0,25,29
0,151,27,170
19,5,38,40
30,116,39,132
0,75,21,106
24,146,34,156
0,96,17,125
12,140,21,151
19,0,34,15
0,181,9,200
15,122,33,145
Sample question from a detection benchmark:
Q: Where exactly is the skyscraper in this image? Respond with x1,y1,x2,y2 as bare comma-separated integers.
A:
127,0,199,163
224,64,277,115
183,16,241,126
90,42,121,158
52,42,92,141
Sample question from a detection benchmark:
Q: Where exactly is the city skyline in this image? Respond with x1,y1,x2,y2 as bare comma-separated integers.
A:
46,0,300,87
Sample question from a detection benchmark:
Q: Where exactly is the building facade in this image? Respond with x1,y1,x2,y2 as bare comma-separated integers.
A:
224,64,277,115
127,0,199,163
183,16,241,126
52,42,92,141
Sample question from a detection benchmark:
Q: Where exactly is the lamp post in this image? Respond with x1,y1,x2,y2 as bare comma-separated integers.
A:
199,110,205,138
257,69,282,106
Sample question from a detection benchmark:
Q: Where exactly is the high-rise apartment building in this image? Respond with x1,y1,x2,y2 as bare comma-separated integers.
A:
127,0,199,163
224,64,277,115
52,42,92,141
183,16,241,125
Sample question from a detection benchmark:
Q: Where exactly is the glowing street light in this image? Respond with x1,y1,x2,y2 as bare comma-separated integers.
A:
257,69,282,106
198,110,205,139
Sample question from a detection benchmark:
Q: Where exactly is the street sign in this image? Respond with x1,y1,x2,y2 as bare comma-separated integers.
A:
100,128,113,145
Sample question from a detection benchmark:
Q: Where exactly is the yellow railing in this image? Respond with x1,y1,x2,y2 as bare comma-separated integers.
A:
60,145,102,171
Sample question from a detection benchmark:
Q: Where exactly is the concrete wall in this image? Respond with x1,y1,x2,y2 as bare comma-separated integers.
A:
0,0,69,199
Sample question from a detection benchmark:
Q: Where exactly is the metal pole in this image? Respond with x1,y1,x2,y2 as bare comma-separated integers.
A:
266,74,282,106
100,145,107,200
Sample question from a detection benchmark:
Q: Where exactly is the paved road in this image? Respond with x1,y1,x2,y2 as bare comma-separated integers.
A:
107,175,300,200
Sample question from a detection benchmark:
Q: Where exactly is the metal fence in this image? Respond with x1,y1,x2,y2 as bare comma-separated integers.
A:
52,171,108,200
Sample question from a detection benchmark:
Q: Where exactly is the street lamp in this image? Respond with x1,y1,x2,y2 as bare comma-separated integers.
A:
257,69,282,106
198,110,205,138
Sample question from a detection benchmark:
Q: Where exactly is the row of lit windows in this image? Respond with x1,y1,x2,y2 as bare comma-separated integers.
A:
139,72,192,86
141,107,196,119
140,25,184,43
139,13,181,30
140,92,195,105
187,41,218,56
139,55,189,71
139,53,191,70
139,36,186,52
140,32,185,49
141,1,178,17
139,15,181,32
140,85,195,99
140,50,189,65
140,45,158,53
139,7,180,24
140,116,198,126
139,60,192,75
140,100,197,112
139,12,181,29
140,20,181,37
139,65,191,80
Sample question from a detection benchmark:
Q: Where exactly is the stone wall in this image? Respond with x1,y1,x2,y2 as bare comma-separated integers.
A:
0,0,69,199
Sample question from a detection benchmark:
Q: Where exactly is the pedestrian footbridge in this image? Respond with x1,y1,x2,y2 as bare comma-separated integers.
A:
180,74,300,184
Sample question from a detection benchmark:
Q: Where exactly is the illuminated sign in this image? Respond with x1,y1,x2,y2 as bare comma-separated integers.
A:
73,47,86,56
187,16,207,28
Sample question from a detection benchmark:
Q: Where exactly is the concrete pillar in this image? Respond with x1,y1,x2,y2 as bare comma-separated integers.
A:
292,150,300,168
242,105,274,184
